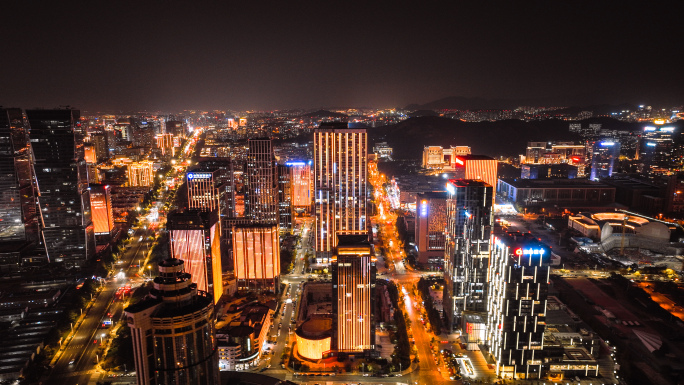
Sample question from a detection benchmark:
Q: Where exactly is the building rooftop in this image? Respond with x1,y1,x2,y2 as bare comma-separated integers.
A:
499,178,611,189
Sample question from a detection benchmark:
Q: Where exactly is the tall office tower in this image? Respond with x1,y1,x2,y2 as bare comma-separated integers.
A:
191,158,236,218
125,258,219,385
331,234,375,352
187,171,221,213
415,192,448,270
127,160,155,187
0,109,41,268
443,179,493,331
486,232,550,379
167,209,223,305
590,140,620,180
288,160,312,214
639,125,675,173
277,164,292,231
89,184,115,239
26,109,95,267
90,131,109,161
245,138,278,223
314,123,367,262
232,223,280,290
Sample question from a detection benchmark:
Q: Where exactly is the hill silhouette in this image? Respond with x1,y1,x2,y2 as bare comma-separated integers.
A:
301,109,348,118
368,116,644,158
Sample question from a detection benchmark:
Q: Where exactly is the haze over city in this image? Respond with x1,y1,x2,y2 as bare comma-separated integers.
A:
1,1,683,111
1,2,684,385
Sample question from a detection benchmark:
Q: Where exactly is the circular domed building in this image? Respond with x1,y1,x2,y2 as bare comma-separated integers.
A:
295,317,333,360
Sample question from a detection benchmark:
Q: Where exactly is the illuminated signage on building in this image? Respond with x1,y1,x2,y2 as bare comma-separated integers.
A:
446,182,456,195
600,141,615,146
187,173,212,180
420,200,428,217
514,247,546,256
453,157,464,166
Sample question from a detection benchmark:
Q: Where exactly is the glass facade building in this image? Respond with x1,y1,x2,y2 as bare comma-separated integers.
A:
26,109,95,267
443,179,493,330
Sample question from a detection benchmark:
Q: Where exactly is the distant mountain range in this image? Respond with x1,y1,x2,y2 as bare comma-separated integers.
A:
368,116,646,158
404,96,644,113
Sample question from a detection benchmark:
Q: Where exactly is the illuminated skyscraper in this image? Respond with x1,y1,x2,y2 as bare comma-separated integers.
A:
287,160,312,212
245,138,278,223
277,164,292,231
486,232,550,379
450,155,498,191
83,144,97,164
314,123,367,262
0,108,40,269
156,133,175,156
191,158,237,218
331,234,375,352
125,258,219,385
443,179,493,331
232,223,280,290
187,171,221,213
590,140,620,180
167,209,223,305
26,109,95,267
90,131,109,161
415,191,448,270
89,184,115,238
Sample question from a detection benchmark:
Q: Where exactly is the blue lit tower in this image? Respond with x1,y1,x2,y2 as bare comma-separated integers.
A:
589,140,620,180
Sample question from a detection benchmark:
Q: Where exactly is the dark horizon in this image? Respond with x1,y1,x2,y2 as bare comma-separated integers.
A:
1,1,683,112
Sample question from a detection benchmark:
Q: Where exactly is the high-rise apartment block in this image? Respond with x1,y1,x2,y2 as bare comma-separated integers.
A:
415,191,448,270
486,232,551,379
0,108,41,268
314,123,368,262
167,209,223,304
331,234,375,352
27,109,95,267
125,258,219,385
232,223,280,290
443,179,493,331
89,184,115,238
246,138,278,223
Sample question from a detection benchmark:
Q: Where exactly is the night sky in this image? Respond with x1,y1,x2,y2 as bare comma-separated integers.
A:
1,1,682,112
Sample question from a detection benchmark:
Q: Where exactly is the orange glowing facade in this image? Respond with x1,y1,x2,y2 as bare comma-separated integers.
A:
187,171,220,213
452,155,499,192
332,235,375,352
287,161,312,208
155,133,175,156
84,144,97,164
232,224,280,288
89,184,114,236
295,318,332,360
314,123,368,262
127,161,154,187
168,209,223,304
